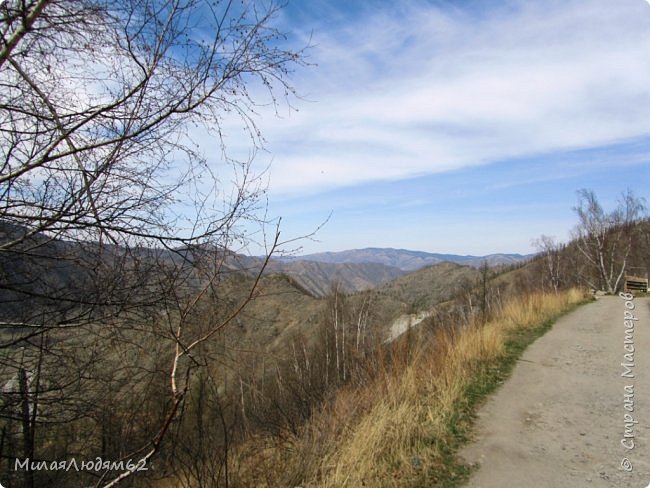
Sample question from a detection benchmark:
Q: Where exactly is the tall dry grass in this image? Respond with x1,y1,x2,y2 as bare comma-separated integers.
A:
232,288,585,487
319,288,585,487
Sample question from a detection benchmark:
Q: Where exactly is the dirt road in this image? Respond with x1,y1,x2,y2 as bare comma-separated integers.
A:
459,295,650,487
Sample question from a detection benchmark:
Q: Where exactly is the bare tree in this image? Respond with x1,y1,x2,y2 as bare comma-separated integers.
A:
572,189,646,293
532,235,563,294
1,0,302,248
1,0,304,486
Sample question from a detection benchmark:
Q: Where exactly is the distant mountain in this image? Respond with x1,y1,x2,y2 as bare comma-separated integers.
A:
282,248,532,271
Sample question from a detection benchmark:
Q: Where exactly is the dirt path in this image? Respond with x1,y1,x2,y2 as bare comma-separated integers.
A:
459,295,650,487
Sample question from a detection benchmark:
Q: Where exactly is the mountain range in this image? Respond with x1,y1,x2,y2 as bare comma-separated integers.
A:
0,220,533,304
278,247,532,271
267,248,532,296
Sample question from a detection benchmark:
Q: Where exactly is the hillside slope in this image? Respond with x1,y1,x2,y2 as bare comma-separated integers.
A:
375,262,481,310
268,260,406,296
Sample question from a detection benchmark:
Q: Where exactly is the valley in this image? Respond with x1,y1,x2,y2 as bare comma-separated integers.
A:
0,218,648,487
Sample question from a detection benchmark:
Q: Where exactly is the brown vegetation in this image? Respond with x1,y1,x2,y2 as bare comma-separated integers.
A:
2,211,648,487
226,289,586,487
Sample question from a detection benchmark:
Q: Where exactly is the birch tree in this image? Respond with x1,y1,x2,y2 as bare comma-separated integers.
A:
532,235,563,294
573,189,646,293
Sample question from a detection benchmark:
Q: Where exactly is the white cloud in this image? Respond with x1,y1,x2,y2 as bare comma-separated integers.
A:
248,0,650,196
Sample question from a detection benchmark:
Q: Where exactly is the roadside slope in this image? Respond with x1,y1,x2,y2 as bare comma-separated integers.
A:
460,295,650,487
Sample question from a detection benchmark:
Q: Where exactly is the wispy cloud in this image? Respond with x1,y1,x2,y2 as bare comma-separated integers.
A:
250,0,650,196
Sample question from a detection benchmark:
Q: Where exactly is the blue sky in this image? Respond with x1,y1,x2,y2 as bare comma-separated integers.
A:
212,0,650,255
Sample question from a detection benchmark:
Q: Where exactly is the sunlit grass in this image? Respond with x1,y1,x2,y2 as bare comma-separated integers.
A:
308,288,586,487
193,288,588,487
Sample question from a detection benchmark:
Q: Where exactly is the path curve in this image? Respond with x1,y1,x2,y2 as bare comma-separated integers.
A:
460,295,650,487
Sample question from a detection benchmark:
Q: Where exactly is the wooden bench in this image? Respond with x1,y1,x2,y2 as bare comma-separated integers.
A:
624,275,649,293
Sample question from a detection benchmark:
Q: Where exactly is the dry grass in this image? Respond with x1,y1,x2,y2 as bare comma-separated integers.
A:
235,288,586,487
